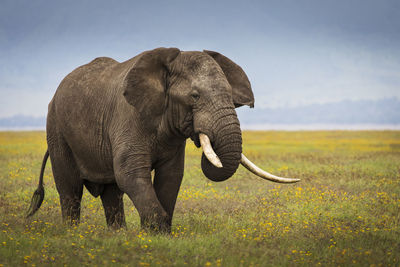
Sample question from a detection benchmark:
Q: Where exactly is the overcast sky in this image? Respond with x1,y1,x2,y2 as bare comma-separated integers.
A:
1,0,399,117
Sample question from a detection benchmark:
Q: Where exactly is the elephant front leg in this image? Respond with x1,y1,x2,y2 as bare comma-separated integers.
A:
127,177,171,232
153,172,183,228
114,155,170,233
153,144,185,228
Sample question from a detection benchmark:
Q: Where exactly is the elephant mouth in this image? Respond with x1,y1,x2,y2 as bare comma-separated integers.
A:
180,112,202,147
190,133,201,148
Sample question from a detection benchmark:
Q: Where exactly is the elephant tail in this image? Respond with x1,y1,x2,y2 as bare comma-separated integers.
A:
26,150,49,217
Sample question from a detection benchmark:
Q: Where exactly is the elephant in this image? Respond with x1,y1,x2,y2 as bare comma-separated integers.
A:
27,47,299,233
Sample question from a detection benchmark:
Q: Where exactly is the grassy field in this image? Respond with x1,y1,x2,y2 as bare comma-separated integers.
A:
0,131,399,266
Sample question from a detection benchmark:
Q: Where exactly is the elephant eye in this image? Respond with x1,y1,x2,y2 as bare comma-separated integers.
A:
191,90,200,102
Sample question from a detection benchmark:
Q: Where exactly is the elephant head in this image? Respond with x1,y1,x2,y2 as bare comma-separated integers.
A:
123,47,299,183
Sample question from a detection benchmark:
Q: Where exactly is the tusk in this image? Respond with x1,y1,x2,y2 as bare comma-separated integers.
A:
240,154,300,183
199,133,223,168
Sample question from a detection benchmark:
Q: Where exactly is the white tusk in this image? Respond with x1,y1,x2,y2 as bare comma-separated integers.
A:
199,133,223,168
240,154,300,183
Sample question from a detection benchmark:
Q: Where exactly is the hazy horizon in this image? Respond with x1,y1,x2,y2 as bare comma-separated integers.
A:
1,97,399,130
1,0,400,118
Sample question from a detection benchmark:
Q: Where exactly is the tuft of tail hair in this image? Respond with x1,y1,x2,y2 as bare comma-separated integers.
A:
26,150,49,217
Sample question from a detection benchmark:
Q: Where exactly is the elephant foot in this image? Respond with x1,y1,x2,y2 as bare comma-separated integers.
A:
141,215,171,234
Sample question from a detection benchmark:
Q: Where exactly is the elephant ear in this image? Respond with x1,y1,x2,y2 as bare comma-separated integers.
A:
123,47,180,131
204,50,254,108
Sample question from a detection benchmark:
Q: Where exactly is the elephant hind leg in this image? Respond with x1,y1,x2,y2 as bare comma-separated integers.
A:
100,183,126,229
59,192,83,225
48,130,83,225
51,150,83,224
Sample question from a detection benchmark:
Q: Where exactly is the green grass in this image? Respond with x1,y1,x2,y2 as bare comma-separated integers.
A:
0,131,399,266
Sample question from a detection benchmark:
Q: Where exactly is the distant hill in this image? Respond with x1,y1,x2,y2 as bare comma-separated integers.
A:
1,98,399,130
237,97,400,125
0,115,46,129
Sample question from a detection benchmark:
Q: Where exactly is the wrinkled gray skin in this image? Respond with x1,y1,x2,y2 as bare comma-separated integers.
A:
39,48,254,232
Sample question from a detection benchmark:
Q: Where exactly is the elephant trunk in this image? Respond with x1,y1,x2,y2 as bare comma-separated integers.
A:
199,109,242,182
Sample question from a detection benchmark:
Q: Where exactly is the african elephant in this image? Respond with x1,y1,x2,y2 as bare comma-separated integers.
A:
27,48,299,233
